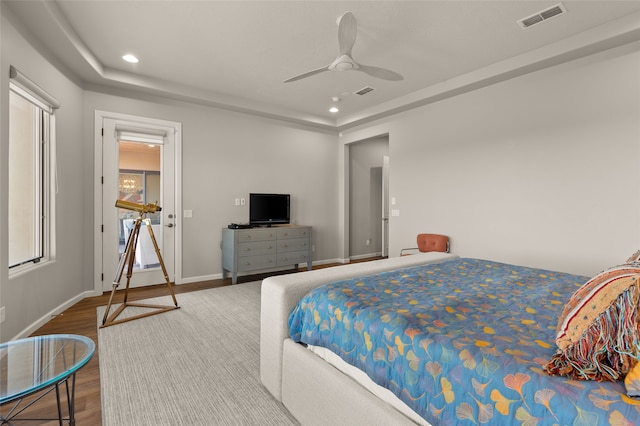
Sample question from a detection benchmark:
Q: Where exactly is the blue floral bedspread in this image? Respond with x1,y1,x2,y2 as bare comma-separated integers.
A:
288,258,640,425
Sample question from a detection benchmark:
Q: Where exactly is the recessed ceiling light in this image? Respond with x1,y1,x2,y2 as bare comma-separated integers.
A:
329,96,341,113
122,54,139,63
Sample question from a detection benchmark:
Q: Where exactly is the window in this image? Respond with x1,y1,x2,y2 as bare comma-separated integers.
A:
8,67,58,271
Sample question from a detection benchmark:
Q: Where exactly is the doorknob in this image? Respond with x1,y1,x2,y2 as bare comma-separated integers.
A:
166,223,174,228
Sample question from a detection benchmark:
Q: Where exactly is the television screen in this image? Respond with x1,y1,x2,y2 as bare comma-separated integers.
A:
249,193,290,226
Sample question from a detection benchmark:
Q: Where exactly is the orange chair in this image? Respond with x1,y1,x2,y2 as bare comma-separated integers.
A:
400,233,450,256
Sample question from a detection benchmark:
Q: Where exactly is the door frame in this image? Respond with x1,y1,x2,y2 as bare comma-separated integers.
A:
93,110,183,296
343,133,390,261
381,155,390,257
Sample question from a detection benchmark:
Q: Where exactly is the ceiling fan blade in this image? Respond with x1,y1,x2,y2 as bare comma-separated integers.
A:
357,64,404,81
337,12,357,56
283,65,331,83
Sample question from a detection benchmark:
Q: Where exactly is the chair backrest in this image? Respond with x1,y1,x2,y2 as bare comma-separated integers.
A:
417,233,449,253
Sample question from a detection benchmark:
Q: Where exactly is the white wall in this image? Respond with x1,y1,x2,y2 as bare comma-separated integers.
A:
1,5,86,341
83,90,340,282
341,41,640,277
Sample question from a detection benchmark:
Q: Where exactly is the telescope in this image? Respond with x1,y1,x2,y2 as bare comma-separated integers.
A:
115,199,162,214
102,198,178,328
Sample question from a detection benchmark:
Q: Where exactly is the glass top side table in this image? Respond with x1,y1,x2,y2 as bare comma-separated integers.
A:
1,334,95,425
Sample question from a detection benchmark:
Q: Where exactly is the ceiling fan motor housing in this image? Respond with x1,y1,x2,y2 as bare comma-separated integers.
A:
330,54,359,71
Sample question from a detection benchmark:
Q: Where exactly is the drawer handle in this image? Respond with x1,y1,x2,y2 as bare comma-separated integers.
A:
244,248,251,251
245,262,251,266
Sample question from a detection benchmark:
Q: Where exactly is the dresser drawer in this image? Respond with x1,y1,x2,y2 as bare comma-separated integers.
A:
277,250,311,267
276,227,310,240
237,241,276,258
236,254,276,272
277,238,310,253
237,229,277,242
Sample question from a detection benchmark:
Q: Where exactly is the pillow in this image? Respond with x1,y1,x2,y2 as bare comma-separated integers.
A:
626,361,640,398
544,264,640,381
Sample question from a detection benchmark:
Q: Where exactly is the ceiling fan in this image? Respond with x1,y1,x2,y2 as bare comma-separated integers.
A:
284,12,404,83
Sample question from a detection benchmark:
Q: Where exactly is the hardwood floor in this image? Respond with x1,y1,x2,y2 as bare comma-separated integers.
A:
6,258,382,425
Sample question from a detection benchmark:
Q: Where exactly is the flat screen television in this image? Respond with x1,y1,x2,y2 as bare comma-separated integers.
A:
249,193,290,226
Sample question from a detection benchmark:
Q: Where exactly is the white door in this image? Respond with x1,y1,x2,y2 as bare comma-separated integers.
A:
381,155,389,257
100,115,177,291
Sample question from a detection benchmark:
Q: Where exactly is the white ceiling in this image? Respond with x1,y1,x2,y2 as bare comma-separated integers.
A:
6,1,640,130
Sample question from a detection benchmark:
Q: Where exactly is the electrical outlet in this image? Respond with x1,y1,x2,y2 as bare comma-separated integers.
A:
0,306,5,324
235,198,240,206
366,239,371,246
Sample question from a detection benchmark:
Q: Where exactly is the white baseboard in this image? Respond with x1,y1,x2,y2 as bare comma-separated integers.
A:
350,252,382,261
178,274,220,284
11,290,96,341
313,258,349,266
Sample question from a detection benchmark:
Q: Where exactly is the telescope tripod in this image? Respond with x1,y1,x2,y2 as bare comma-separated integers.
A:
101,214,179,328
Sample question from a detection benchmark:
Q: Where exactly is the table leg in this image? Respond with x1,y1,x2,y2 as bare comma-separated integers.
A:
68,373,77,426
55,383,63,426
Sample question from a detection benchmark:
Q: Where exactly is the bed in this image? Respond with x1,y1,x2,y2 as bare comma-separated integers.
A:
260,253,640,425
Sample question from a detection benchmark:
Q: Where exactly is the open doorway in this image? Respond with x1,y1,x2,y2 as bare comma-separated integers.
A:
348,136,389,260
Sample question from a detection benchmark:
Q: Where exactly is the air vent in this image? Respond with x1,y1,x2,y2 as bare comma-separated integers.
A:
517,3,567,29
354,86,375,96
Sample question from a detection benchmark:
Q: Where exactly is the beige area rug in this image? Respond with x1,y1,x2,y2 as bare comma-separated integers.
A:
97,281,298,425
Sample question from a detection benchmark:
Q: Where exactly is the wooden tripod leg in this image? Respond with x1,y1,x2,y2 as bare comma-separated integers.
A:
120,220,141,306
101,217,142,326
144,219,179,307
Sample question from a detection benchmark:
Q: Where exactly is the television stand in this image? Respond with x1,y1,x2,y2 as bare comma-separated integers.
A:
221,225,312,284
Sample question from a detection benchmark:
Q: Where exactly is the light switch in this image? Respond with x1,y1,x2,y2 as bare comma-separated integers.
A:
391,209,400,217
184,210,193,218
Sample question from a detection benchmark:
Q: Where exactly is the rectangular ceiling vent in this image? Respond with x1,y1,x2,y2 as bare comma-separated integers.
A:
517,3,567,29
354,86,375,96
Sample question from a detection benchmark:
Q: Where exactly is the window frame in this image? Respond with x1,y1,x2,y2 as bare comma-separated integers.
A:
8,82,56,274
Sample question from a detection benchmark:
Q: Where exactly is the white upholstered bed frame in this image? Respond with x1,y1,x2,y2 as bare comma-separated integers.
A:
260,252,459,425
